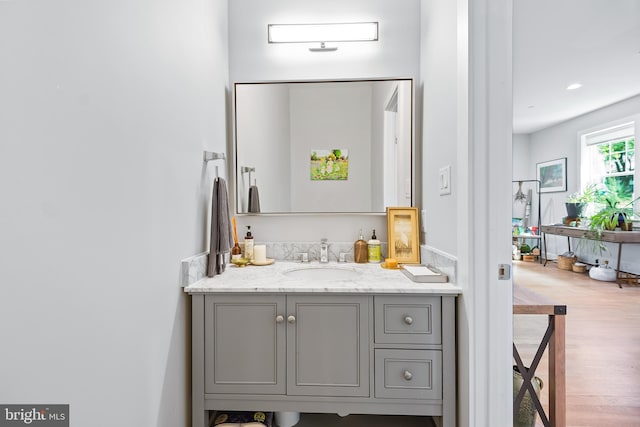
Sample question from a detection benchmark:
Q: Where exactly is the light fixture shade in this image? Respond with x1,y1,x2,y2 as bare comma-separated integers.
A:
268,22,379,43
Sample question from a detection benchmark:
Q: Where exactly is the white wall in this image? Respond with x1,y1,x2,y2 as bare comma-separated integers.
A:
422,0,514,425
0,1,228,426
421,0,465,422
513,133,532,180
512,134,540,228
420,0,459,256
228,0,421,243
527,95,640,273
290,84,372,212
236,84,291,212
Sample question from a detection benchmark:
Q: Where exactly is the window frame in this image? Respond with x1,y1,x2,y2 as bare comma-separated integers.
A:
578,116,638,206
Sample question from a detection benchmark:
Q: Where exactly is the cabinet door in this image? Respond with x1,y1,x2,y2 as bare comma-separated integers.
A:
286,295,370,397
205,294,286,394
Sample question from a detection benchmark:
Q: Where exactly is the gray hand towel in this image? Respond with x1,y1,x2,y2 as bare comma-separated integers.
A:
208,177,233,277
248,184,261,213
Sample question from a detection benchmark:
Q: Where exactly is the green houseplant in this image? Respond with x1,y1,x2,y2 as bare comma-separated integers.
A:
574,185,638,259
565,184,598,218
589,186,639,231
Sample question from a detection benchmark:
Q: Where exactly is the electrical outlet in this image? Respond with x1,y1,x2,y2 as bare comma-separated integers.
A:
439,165,451,195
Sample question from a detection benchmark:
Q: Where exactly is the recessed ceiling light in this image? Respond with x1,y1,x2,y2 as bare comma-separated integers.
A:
566,83,582,90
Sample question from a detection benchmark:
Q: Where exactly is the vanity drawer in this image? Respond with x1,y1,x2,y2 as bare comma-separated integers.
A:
374,349,442,400
374,296,441,344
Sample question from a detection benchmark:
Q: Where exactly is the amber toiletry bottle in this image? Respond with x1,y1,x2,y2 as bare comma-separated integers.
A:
354,230,368,263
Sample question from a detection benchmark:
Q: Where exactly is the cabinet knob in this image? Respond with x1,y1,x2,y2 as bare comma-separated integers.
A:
275,315,284,324
287,315,296,324
403,370,413,381
404,316,413,325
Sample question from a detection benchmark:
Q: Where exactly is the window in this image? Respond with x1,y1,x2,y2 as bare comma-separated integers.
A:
580,121,636,204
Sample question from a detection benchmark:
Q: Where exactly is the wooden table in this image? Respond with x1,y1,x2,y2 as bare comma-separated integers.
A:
513,284,567,427
541,225,640,287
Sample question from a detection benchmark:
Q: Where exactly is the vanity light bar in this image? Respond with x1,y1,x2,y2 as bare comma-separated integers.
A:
267,22,379,44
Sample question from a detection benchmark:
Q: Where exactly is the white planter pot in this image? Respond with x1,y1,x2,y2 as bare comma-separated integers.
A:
589,265,617,282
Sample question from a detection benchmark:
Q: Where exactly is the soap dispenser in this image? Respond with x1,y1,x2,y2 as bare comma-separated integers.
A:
367,229,381,263
354,230,368,263
244,226,254,261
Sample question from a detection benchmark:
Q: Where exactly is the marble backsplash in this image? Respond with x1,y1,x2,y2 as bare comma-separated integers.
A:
420,244,457,284
265,241,388,264
180,241,388,287
180,242,458,286
181,252,209,287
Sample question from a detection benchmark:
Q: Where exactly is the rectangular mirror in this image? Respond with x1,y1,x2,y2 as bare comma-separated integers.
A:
234,79,413,214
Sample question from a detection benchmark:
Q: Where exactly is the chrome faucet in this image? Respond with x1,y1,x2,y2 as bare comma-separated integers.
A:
320,238,329,263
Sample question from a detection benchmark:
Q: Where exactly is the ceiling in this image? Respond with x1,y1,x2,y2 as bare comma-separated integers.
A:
513,0,640,134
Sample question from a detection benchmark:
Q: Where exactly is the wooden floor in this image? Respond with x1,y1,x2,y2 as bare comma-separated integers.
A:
514,260,640,427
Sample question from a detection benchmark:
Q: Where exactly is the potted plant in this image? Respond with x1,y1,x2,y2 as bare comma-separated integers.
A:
565,184,598,218
589,188,639,231
574,184,638,261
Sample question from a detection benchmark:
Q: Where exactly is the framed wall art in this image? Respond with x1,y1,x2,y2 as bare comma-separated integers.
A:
310,149,349,180
386,207,420,264
536,157,567,193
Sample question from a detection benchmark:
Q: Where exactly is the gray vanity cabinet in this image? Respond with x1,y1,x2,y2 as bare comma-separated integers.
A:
204,294,286,395
203,294,368,397
191,292,456,427
286,295,369,397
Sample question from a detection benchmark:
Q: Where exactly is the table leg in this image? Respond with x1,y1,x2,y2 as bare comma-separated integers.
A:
616,243,623,288
549,315,566,427
543,232,548,266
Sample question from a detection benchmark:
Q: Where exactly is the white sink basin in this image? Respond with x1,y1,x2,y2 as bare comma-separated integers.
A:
283,266,360,281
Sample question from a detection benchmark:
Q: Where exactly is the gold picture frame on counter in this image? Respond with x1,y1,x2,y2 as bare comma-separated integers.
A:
386,207,420,264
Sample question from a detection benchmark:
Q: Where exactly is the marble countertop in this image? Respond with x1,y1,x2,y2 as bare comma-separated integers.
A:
184,261,462,294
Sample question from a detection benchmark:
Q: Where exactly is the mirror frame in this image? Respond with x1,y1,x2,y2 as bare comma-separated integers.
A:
232,78,414,215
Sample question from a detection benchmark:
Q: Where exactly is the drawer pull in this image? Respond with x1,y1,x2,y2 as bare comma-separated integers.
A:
287,315,297,324
403,316,414,325
276,315,284,324
403,370,413,381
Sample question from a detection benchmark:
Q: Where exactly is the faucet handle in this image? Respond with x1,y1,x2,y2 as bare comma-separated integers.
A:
321,237,328,244
295,252,309,263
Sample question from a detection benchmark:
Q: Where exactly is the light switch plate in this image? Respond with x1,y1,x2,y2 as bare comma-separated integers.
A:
439,165,451,195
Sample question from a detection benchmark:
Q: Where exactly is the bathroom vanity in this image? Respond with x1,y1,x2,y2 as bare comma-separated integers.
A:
185,262,461,427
